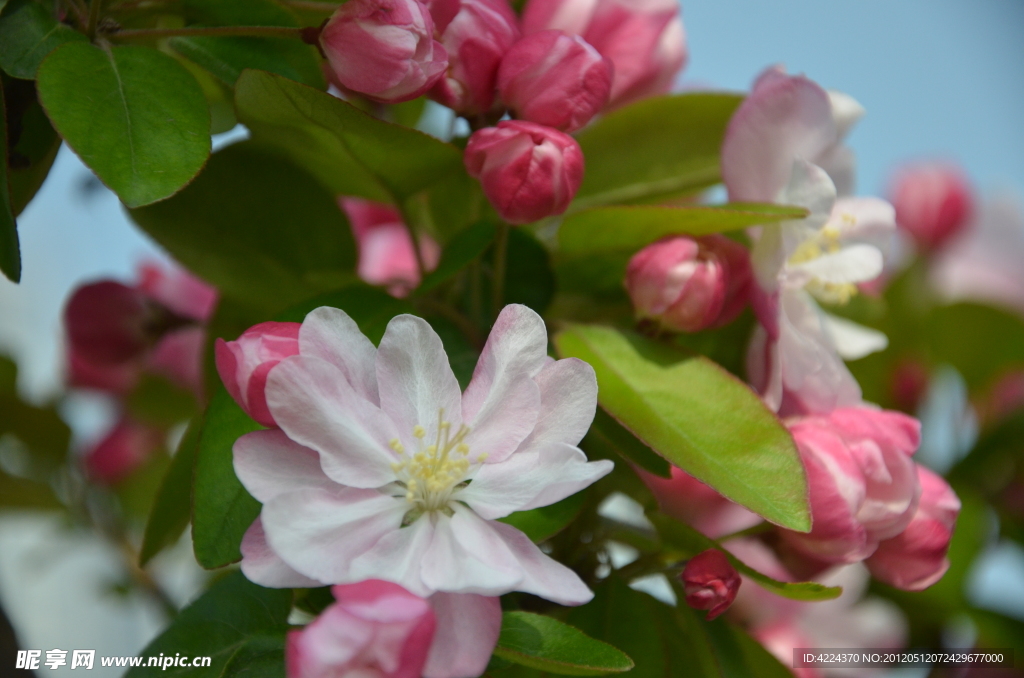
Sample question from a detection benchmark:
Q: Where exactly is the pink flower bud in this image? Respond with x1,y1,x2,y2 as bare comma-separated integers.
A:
521,0,687,109
320,0,448,104
216,322,301,427
638,466,761,539
498,30,611,132
681,549,741,620
780,407,922,565
84,418,163,485
65,281,153,366
464,120,583,224
866,465,960,591
287,580,437,678
428,0,520,115
890,163,974,252
625,234,749,333
136,261,217,322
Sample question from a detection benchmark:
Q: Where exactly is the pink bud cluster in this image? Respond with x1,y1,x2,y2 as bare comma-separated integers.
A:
318,0,686,224
889,162,974,252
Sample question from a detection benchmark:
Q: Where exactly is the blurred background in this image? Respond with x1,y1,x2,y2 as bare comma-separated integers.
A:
2,0,1023,675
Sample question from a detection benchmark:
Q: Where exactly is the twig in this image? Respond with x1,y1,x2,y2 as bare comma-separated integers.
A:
86,0,103,38
491,221,510,320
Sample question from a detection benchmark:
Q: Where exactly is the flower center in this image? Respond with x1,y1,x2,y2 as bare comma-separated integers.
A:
787,219,859,305
389,409,487,515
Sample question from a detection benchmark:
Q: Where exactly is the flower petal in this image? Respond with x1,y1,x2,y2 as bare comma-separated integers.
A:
788,243,884,285
261,487,405,584
423,593,501,678
461,305,547,463
299,306,380,405
376,315,464,452
488,520,595,605
822,313,889,360
517,358,598,451
240,517,324,588
458,442,612,519
233,429,334,503
267,355,400,488
349,516,438,598
420,505,522,595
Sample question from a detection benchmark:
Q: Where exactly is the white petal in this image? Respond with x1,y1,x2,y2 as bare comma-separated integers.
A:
831,197,897,248
349,515,438,598
822,313,889,360
517,358,598,451
789,243,883,284
299,306,379,405
261,487,404,584
461,305,547,463
233,429,333,503
827,90,865,140
489,520,595,605
239,517,323,588
423,593,502,678
420,505,522,596
267,355,399,488
376,315,463,451
778,160,836,225
458,443,612,519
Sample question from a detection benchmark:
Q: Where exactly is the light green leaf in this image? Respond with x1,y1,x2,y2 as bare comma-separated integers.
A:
170,36,324,89
140,419,201,566
554,324,810,531
499,492,587,543
573,93,744,210
0,0,87,79
126,571,290,677
129,142,357,314
37,42,210,207
493,611,634,676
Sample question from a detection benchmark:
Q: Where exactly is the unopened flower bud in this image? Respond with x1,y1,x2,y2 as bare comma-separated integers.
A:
84,418,163,485
498,30,611,132
464,120,583,224
429,0,520,115
320,0,448,104
890,163,974,252
681,549,741,620
65,281,153,366
216,322,301,427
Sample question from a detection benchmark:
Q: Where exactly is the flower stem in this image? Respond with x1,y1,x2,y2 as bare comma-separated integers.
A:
109,25,306,40
491,221,510,319
86,0,103,38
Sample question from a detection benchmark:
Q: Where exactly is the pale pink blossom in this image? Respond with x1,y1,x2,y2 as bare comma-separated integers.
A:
638,466,760,539
233,305,612,608
464,121,584,224
890,163,974,252
216,322,302,427
498,30,611,132
320,0,448,104
84,417,164,485
428,0,520,115
681,549,740,620
521,0,686,109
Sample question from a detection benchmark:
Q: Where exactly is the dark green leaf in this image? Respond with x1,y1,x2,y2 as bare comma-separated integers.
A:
425,314,478,389
170,36,324,89
183,0,300,26
129,142,357,313
651,514,841,601
0,76,18,282
493,611,634,676
499,491,586,543
140,419,201,566
4,75,60,216
554,325,809,531
274,284,412,345
0,0,87,79
573,94,744,210
192,388,262,569
504,228,555,314
417,220,496,294
126,571,291,678
125,373,198,427
37,42,210,207
582,407,671,478
220,635,286,678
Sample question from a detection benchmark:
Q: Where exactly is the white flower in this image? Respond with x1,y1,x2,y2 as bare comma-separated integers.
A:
234,304,612,606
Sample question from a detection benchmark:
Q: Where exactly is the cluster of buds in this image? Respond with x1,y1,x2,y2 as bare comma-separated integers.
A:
317,0,686,224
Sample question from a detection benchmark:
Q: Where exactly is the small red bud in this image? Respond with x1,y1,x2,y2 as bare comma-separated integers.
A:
681,549,740,620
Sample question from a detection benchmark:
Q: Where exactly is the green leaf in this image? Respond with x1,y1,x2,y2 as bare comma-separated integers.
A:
140,419,201,566
4,75,60,216
183,0,301,26
499,491,586,543
274,285,412,344
0,0,87,79
37,42,210,207
129,142,357,313
651,514,841,601
493,611,634,676
0,469,59,509
1,75,19,282
126,571,291,678
554,325,809,531
582,407,671,478
417,220,496,294
425,314,478,389
220,635,286,678
192,388,263,569
572,93,744,210
170,36,324,89
504,228,556,314
556,204,803,294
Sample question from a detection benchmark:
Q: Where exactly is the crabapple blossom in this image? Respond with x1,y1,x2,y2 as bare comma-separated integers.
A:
464,121,584,224
232,304,612,610
498,30,612,133
216,322,301,428
84,417,164,485
428,0,520,115
638,466,760,539
681,549,741,620
890,163,974,252
865,465,960,591
320,0,448,104
521,0,687,109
